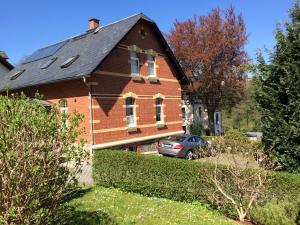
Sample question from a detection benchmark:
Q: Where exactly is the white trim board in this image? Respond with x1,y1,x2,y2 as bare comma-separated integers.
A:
92,130,184,150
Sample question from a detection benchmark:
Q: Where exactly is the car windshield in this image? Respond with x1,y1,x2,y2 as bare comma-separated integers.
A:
165,135,186,142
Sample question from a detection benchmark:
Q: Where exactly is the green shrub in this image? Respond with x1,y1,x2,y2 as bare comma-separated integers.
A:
0,94,86,224
251,198,300,225
190,123,203,136
267,171,300,201
94,150,214,202
93,150,300,224
224,129,248,142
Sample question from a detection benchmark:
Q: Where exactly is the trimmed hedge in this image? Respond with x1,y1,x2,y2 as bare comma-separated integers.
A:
93,150,214,202
251,198,300,225
93,150,300,223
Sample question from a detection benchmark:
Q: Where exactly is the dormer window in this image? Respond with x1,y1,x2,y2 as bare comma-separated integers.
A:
10,69,25,80
130,51,141,80
40,57,57,69
61,55,80,68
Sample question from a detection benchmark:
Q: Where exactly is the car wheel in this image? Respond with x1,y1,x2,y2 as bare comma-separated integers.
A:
185,150,193,160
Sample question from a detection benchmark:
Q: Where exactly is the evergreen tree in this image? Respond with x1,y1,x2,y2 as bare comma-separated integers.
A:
254,1,300,173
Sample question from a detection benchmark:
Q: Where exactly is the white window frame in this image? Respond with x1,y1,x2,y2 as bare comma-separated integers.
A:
147,54,156,77
125,97,137,131
130,51,140,79
155,98,165,128
59,100,68,127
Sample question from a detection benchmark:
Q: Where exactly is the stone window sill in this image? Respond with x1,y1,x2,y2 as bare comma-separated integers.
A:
127,124,138,132
156,121,165,128
148,75,158,82
131,74,142,81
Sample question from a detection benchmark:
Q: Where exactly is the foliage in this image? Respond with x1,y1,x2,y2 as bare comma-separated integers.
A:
223,129,248,142
251,198,300,225
168,5,249,134
207,132,270,222
0,94,87,225
67,186,236,225
93,150,300,223
223,80,261,132
190,123,203,136
254,2,300,173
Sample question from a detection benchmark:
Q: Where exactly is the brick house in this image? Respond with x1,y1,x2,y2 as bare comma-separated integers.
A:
0,13,188,150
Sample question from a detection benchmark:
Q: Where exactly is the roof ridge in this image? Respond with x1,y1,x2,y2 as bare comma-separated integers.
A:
31,13,152,53
99,12,153,30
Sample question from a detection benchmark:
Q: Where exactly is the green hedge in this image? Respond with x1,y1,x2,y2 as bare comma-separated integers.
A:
93,150,214,202
93,150,300,224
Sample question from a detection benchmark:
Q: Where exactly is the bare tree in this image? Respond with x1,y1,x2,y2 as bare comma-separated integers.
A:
205,133,271,222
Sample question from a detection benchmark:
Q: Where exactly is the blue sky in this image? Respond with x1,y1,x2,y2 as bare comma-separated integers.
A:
0,0,294,65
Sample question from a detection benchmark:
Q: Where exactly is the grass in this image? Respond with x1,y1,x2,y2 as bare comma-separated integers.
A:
66,186,238,225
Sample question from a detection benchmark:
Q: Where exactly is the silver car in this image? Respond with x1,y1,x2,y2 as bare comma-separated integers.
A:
157,134,208,160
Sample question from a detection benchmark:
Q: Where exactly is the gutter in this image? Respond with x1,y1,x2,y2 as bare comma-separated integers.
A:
82,76,94,147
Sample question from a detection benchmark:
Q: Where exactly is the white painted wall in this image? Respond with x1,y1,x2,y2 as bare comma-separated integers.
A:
182,99,193,134
182,98,209,134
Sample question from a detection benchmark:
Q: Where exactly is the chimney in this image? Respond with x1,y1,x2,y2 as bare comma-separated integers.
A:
89,18,100,30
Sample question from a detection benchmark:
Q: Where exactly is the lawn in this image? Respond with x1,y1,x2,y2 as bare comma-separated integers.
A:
65,186,237,225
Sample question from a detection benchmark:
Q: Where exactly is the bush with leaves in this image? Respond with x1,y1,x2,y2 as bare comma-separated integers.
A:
93,150,300,223
0,94,86,225
251,198,300,225
190,123,203,136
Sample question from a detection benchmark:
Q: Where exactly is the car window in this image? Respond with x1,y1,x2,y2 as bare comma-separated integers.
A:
188,137,195,142
166,135,186,142
194,136,200,142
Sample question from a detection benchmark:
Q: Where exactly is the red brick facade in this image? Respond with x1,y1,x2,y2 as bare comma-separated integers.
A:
89,20,183,148
18,19,184,148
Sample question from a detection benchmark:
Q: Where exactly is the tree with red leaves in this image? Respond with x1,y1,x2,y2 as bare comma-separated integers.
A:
168,5,249,135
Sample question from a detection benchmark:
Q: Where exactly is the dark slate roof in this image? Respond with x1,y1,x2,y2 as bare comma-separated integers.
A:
0,13,187,91
0,13,147,90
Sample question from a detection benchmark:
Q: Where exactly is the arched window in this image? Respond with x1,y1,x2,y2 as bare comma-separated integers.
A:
125,97,135,127
155,98,163,122
59,99,68,127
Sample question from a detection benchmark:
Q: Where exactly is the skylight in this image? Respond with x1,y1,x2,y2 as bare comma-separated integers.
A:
40,57,57,69
10,69,25,80
22,41,66,64
61,55,80,68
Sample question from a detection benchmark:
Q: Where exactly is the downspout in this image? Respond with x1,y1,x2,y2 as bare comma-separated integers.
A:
82,76,94,148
